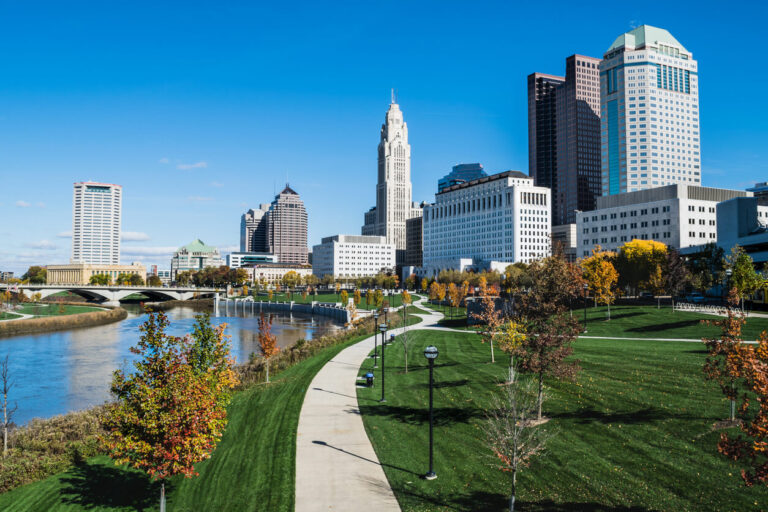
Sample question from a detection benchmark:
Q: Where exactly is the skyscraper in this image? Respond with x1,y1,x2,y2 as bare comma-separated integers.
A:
528,54,601,226
600,25,700,195
437,163,487,193
240,204,270,252
71,182,122,265
267,184,308,264
362,92,422,263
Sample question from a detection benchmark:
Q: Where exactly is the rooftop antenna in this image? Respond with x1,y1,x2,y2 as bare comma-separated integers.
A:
391,88,397,104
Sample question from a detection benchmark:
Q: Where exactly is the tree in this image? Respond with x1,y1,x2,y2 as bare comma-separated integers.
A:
665,249,691,304
645,264,666,309
428,281,439,304
147,275,162,287
267,289,274,301
497,321,527,384
22,266,46,284
340,290,349,306
282,271,300,290
175,271,192,286
716,327,768,487
514,254,582,420
102,311,237,509
688,242,725,294
353,289,361,307
727,246,762,311
129,274,144,286
482,370,548,512
421,278,428,292
1,355,16,456
258,313,280,384
581,247,619,320
89,273,111,286
471,289,502,363
374,289,384,310
615,239,667,296
437,283,447,313
447,282,459,318
405,274,416,290
704,290,746,423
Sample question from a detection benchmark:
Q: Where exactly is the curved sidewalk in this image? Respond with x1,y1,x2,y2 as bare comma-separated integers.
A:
295,300,441,512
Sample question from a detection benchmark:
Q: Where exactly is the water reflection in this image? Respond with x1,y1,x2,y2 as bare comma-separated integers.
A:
0,304,340,425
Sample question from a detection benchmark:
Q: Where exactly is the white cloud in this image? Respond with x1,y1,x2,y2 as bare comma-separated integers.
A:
158,157,170,164
57,231,72,238
210,181,224,187
15,200,31,207
177,161,208,170
188,196,213,202
121,231,150,241
121,246,178,256
23,240,57,250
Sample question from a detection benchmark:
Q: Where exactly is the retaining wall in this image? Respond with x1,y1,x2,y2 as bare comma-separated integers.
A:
215,297,350,324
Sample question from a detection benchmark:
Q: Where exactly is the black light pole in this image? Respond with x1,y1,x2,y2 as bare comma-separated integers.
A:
383,306,389,325
582,283,589,333
372,312,379,368
423,345,439,480
379,324,388,403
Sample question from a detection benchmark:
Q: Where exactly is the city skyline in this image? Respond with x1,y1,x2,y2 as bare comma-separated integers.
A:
2,2,767,273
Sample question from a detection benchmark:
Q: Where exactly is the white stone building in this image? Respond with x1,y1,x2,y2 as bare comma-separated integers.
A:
244,263,313,286
312,235,395,279
421,171,551,277
576,185,764,257
362,93,422,263
71,182,122,265
600,25,700,195
170,239,224,279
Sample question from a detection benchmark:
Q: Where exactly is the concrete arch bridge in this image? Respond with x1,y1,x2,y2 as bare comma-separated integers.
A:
0,284,220,305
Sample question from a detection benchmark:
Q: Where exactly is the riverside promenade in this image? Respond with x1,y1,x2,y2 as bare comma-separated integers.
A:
294,298,442,512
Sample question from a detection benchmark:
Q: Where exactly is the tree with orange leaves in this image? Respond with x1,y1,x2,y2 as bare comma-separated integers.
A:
705,289,768,486
258,312,280,383
102,311,238,510
472,284,502,363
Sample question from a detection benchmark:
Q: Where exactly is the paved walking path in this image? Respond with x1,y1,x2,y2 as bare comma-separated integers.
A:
295,299,442,512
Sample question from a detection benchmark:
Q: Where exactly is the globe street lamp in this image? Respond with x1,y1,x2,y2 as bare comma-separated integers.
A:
372,312,380,368
423,345,439,480
379,323,388,403
383,306,389,325
582,283,589,333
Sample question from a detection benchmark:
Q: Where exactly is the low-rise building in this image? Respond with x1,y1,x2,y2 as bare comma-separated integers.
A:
0,271,14,282
576,185,760,257
421,170,551,277
244,263,313,286
170,239,224,280
47,262,146,285
226,252,276,269
312,235,395,279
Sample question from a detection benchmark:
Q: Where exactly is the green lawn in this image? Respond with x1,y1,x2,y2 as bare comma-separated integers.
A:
357,329,768,511
578,304,768,340
0,333,367,511
17,304,103,317
254,291,404,310
0,311,22,320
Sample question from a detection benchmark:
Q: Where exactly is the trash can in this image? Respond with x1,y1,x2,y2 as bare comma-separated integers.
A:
365,372,374,387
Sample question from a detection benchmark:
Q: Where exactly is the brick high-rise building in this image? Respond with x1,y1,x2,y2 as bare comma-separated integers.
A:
267,185,308,264
528,54,601,226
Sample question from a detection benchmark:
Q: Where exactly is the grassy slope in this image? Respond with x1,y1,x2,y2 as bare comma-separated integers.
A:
357,329,768,511
17,304,102,317
0,335,364,512
0,312,22,320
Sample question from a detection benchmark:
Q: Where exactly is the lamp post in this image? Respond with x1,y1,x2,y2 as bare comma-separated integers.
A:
582,283,589,333
372,312,379,368
383,306,389,325
379,324,388,403
423,345,439,480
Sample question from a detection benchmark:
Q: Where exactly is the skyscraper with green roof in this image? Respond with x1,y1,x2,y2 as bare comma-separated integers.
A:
600,25,700,195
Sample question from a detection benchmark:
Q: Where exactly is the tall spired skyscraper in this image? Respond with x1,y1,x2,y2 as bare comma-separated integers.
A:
362,92,421,264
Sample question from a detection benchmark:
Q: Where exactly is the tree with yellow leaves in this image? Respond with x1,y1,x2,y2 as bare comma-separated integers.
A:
581,247,619,320
353,289,361,307
447,282,459,318
421,278,428,292
615,239,667,296
340,290,349,306
497,320,527,384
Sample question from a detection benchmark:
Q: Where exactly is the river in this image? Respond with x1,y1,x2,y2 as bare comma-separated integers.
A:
0,304,341,425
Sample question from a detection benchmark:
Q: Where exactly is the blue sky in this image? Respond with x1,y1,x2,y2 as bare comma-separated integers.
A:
2,1,766,274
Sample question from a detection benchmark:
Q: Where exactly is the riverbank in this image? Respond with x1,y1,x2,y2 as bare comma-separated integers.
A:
144,297,214,311
0,305,419,505
0,303,126,338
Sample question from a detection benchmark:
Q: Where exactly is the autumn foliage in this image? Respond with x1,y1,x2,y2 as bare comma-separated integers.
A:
102,310,238,483
258,312,280,383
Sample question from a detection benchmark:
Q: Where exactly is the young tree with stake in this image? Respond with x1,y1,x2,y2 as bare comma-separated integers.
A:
258,313,280,383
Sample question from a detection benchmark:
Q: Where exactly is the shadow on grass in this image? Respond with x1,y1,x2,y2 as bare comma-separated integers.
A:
551,406,674,425
627,320,702,333
592,311,644,321
311,440,419,476
433,378,469,389
438,318,468,328
520,499,655,511
60,460,166,511
359,404,483,426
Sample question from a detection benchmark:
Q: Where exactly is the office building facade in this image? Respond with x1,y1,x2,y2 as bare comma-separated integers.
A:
421,171,551,276
312,235,395,279
438,163,487,193
47,262,146,286
362,94,422,263
71,182,122,265
267,185,308,264
576,185,759,257
528,55,601,226
240,204,270,252
600,25,700,195
226,252,276,269
404,216,423,267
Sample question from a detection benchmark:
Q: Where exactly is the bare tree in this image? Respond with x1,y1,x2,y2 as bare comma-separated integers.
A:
1,355,16,456
482,371,549,512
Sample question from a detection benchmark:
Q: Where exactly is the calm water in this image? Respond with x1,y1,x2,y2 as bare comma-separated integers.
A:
0,304,341,425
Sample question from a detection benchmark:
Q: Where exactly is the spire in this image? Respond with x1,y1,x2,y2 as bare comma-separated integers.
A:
391,88,397,104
